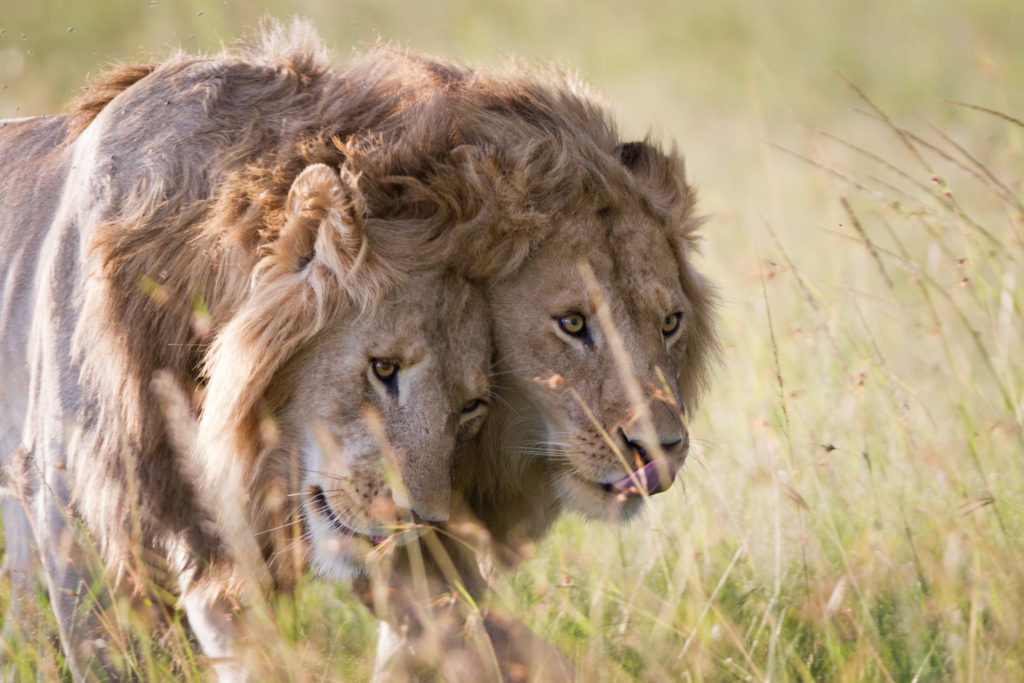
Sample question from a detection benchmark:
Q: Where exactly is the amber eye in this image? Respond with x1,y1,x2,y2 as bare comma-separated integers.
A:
662,312,681,336
557,312,587,337
371,358,398,382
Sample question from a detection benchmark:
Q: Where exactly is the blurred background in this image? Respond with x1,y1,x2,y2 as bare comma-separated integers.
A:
3,1,1021,229
3,1,1023,680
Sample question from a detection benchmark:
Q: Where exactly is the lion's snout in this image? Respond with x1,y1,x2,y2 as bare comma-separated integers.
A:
615,397,688,496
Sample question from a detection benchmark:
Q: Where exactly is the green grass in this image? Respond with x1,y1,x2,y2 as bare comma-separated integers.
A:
2,1,1024,680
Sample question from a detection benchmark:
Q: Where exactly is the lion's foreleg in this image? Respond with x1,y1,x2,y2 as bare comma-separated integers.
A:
371,603,576,683
366,523,577,683
371,620,408,682
479,608,576,683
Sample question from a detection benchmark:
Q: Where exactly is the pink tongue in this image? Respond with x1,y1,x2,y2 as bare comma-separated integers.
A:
611,460,679,496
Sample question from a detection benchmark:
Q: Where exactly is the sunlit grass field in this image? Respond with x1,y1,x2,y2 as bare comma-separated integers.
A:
2,2,1022,680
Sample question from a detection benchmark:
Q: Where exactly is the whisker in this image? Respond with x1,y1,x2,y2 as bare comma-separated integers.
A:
255,517,305,537
483,389,513,410
297,467,342,478
266,534,311,568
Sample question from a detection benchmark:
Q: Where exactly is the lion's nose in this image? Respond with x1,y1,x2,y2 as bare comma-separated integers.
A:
617,409,688,497
391,487,450,524
621,396,687,456
391,463,452,524
622,433,687,462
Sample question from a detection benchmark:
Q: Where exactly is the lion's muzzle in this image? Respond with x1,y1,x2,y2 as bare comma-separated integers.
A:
613,397,688,496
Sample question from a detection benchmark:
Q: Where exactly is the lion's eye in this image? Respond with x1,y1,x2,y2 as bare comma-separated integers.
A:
371,358,398,383
557,312,587,337
662,312,682,337
461,398,487,416
459,398,488,429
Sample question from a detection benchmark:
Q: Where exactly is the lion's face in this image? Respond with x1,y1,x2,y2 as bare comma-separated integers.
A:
196,163,493,584
279,273,490,580
488,199,699,522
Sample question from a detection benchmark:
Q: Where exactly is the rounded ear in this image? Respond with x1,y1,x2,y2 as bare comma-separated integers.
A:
615,140,696,228
615,140,682,183
276,163,367,273
615,140,652,172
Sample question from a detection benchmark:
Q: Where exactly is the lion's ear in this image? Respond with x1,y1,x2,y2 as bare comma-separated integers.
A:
278,163,367,272
615,141,654,173
615,140,695,227
615,140,682,188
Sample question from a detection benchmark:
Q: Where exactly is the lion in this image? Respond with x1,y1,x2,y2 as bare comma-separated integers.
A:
464,133,718,549
0,25,497,680
0,20,717,680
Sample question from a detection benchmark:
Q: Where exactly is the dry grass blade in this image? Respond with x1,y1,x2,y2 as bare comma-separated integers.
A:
840,197,895,290
835,69,931,174
946,101,1024,130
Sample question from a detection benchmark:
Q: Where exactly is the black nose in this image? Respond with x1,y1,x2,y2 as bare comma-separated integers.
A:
621,430,650,464
621,431,685,464
660,437,684,454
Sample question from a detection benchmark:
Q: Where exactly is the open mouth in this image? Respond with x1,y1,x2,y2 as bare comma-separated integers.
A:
609,459,679,496
309,485,387,545
587,459,680,497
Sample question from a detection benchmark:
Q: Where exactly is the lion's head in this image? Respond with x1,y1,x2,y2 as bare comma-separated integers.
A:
189,163,492,586
482,140,716,526
281,275,489,580
385,64,721,545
